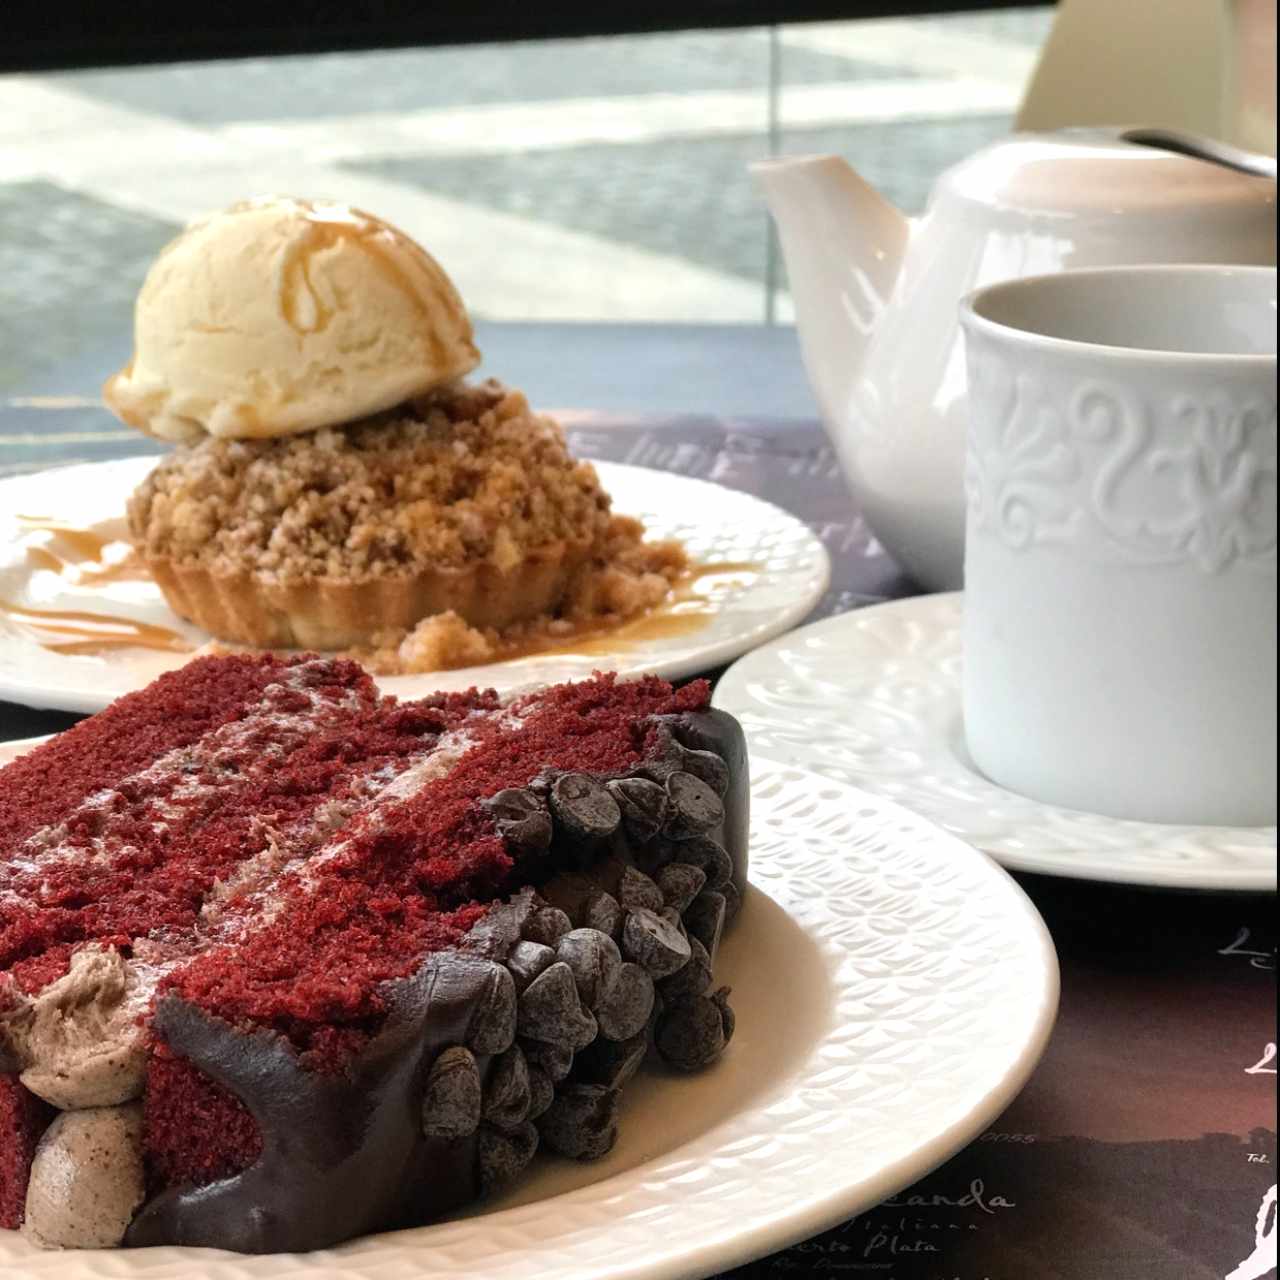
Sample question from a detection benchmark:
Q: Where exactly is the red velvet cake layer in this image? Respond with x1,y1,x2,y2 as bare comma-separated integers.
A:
168,673,708,1046
143,1047,263,1192
0,1078,51,1230
0,654,333,852
0,657,493,997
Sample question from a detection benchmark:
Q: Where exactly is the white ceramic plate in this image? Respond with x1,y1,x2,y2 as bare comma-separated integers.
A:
714,593,1278,892
0,741,1058,1280
0,457,830,714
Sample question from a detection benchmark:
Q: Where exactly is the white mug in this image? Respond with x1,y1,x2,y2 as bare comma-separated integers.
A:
960,265,1277,827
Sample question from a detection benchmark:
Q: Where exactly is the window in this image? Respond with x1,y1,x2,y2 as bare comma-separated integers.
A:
0,8,1052,394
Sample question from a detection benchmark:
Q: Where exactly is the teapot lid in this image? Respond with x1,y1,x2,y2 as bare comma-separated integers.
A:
940,129,1276,215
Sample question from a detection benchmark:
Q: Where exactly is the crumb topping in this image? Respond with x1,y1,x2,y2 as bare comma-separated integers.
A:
126,380,614,581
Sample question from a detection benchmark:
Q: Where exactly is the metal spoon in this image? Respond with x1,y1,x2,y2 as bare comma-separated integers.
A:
1118,126,1277,180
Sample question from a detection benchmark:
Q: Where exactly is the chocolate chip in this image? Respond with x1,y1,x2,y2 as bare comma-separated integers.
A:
683,890,727,961
643,720,685,771
526,1065,555,1120
574,1031,648,1090
606,776,669,844
648,719,731,791
537,1084,620,1160
721,880,743,925
485,787,553,850
675,747,730,798
465,888,539,957
617,865,664,914
578,889,623,941
487,787,543,818
621,907,691,979
478,1121,539,1193
483,1045,532,1131
656,862,707,913
672,836,733,892
658,935,713,1001
556,929,622,1012
518,962,599,1050
595,962,656,1041
550,773,622,842
660,906,688,940
466,963,517,1056
712,986,735,1044
506,940,556,993
522,906,573,948
635,761,680,787
420,1046,482,1140
522,1038,574,1083
655,995,727,1071
663,771,724,839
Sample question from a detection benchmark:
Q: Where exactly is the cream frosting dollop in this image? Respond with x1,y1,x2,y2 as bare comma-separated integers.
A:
22,1104,147,1249
2,946,149,1109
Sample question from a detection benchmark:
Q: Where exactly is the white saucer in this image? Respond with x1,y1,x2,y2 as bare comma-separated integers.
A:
0,457,829,715
0,743,1057,1280
714,594,1277,892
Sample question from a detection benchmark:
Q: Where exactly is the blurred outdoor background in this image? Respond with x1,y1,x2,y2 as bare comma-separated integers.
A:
0,8,1054,394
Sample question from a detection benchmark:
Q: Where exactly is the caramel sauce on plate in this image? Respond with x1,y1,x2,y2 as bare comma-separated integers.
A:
5,507,756,664
5,516,193,655
485,562,760,664
16,515,148,585
0,598,192,655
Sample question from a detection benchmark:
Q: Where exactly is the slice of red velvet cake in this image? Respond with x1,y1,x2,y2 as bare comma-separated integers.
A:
0,654,747,1254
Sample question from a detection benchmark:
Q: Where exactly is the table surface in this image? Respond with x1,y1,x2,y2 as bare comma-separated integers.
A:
0,324,1275,1280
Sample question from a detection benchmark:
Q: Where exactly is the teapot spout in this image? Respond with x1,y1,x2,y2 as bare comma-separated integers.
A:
752,154,909,423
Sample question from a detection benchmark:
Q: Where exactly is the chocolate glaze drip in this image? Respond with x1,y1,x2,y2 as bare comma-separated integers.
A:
127,954,493,1252
124,709,748,1253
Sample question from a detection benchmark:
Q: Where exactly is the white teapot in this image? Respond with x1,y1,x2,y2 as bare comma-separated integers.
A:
754,131,1276,589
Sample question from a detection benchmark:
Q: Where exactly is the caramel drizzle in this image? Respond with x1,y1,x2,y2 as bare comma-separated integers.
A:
15,515,147,585
5,508,756,662
273,199,460,370
7,515,191,654
0,597,192,655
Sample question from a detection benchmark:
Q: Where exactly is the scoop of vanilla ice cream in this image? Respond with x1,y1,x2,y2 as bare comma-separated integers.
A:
103,197,481,443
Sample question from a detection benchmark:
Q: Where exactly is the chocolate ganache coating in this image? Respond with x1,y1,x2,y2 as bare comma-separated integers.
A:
125,710,748,1253
126,895,534,1252
675,709,750,896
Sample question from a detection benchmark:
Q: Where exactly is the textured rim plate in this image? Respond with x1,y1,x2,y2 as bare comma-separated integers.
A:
0,741,1058,1280
714,593,1278,892
0,457,830,714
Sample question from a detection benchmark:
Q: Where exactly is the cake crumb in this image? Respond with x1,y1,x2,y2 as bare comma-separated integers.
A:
390,612,495,670
361,527,686,675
